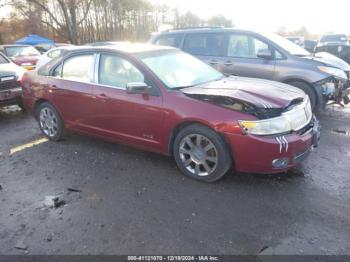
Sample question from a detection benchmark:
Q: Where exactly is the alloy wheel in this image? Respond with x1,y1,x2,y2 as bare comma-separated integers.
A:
179,134,218,176
39,107,58,137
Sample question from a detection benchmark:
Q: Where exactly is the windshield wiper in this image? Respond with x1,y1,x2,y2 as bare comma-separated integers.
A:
172,85,195,90
172,76,225,90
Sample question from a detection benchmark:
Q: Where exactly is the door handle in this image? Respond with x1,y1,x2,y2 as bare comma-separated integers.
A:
224,61,234,66
98,93,107,98
209,60,219,65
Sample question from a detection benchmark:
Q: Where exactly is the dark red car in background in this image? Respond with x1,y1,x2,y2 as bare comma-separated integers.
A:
0,44,41,70
21,44,320,182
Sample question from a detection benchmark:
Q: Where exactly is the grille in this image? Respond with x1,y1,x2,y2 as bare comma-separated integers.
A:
0,80,19,90
283,97,312,131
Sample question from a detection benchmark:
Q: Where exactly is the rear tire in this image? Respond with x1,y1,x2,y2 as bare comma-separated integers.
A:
173,124,232,182
36,102,65,141
288,81,317,109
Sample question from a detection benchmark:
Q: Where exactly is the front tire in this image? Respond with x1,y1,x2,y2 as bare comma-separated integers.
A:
36,102,65,141
173,124,232,182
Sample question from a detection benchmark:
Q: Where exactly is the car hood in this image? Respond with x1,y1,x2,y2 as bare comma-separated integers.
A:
182,76,305,112
303,52,350,71
0,63,24,78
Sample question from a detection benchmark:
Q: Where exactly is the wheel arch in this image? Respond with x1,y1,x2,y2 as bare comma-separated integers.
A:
282,78,320,106
33,99,64,122
168,120,233,160
33,99,50,119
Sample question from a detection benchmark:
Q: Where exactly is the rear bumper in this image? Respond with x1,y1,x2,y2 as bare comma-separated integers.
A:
0,87,22,106
225,118,319,174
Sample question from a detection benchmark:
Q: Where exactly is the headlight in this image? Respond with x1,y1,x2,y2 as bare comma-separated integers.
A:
21,62,33,66
239,117,291,135
318,66,347,80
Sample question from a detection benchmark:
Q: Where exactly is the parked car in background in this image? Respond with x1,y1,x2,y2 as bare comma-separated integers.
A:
0,52,25,109
84,41,129,47
304,40,318,53
34,43,73,54
0,44,41,70
149,28,350,109
36,46,76,69
319,34,348,45
21,44,320,182
316,34,350,64
286,36,304,46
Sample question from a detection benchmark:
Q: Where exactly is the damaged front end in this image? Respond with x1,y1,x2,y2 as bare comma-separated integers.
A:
314,76,350,107
184,93,305,120
185,93,284,119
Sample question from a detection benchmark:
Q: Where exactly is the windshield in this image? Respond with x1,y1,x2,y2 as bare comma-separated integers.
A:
262,32,310,56
320,34,348,43
138,50,223,89
5,46,40,57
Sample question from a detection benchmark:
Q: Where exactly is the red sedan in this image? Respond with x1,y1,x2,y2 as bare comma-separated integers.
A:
21,44,320,182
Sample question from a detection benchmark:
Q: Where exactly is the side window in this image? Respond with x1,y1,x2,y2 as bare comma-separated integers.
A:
62,54,94,82
183,33,225,56
227,34,269,58
98,54,144,89
47,50,62,59
155,34,183,48
52,63,63,77
275,50,284,59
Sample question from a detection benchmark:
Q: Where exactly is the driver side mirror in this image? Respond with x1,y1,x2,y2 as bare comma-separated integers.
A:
126,82,149,94
257,49,273,59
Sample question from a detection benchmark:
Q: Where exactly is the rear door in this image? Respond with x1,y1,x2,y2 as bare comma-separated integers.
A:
46,53,97,131
182,32,228,71
91,52,165,151
222,33,276,79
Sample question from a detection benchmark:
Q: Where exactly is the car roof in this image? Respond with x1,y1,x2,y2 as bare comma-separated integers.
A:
153,27,259,35
67,42,176,55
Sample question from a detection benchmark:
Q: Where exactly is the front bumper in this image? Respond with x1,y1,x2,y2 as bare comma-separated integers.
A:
0,87,22,106
225,117,320,174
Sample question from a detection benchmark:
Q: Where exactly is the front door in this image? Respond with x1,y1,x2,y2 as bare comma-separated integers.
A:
91,53,165,151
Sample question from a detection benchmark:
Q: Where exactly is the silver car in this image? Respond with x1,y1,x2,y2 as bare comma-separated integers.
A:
149,28,350,110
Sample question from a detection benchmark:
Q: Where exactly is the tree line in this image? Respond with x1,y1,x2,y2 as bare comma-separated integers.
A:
0,0,233,44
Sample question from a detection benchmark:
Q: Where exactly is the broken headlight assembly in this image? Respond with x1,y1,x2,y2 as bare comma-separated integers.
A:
239,97,312,136
317,66,347,81
239,117,291,135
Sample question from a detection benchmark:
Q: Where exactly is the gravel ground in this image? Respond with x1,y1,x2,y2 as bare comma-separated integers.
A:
0,105,349,255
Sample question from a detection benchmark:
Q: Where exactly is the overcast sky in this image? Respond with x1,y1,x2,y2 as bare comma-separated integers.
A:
150,0,350,34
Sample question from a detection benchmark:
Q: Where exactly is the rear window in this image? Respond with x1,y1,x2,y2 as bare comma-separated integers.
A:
61,54,94,82
154,34,183,48
320,34,348,43
183,33,225,56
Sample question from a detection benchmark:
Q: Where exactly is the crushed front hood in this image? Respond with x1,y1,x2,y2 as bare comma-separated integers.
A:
304,52,350,71
182,76,305,109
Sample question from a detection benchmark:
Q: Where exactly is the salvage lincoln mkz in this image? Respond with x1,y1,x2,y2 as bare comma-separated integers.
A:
21,44,320,182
